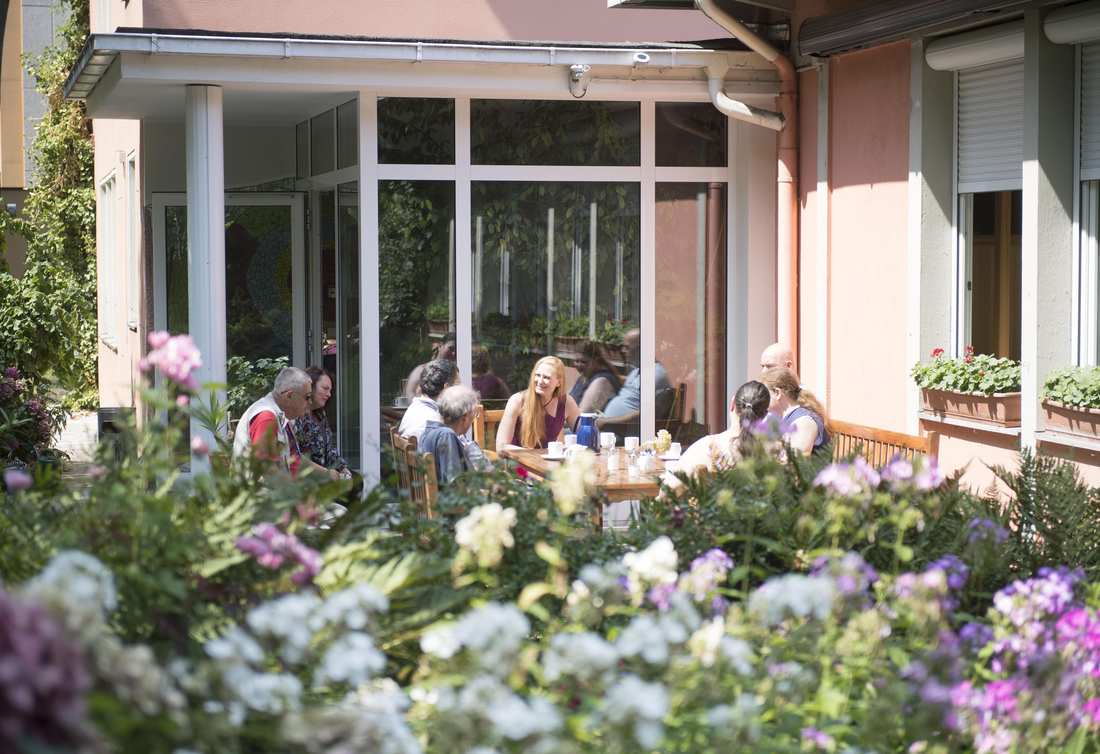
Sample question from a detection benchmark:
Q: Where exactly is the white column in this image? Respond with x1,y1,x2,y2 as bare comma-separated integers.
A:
455,97,473,386
359,93,381,485
589,201,598,338
1021,9,1075,448
816,63,831,412
185,84,225,472
640,99,656,440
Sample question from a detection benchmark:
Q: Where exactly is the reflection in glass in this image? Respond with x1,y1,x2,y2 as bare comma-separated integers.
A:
965,190,1021,360
378,180,456,413
655,103,728,167
654,183,727,445
311,109,335,176
472,100,640,166
378,98,455,164
318,190,337,432
472,181,640,424
337,99,358,170
165,204,296,363
296,121,310,178
337,182,361,469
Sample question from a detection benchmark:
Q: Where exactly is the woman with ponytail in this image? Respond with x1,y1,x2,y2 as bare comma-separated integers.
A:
760,367,829,456
664,381,771,490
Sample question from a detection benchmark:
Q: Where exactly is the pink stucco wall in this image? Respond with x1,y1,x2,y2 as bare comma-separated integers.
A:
142,0,728,43
797,66,820,396
826,42,910,432
931,427,1020,499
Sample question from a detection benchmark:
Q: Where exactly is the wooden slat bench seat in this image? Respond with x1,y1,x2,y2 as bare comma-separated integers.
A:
829,419,930,466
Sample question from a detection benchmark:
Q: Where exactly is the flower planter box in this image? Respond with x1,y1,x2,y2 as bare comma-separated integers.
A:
427,319,450,337
554,335,585,357
1042,400,1100,440
920,388,1021,428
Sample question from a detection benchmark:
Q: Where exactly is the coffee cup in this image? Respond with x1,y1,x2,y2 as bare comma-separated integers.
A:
667,442,682,458
547,441,564,458
625,436,640,452
563,434,577,446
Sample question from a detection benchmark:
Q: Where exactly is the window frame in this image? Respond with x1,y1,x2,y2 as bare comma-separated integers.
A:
98,171,118,348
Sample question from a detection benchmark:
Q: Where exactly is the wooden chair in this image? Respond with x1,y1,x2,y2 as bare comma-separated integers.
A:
389,428,439,518
828,419,930,466
472,404,506,458
389,429,416,495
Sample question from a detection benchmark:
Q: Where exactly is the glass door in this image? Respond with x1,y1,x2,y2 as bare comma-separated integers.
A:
336,181,361,469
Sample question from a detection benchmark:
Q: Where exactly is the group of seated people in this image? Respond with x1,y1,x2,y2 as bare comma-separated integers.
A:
231,365,355,482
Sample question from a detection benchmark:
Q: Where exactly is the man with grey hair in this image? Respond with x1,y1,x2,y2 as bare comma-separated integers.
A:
233,366,342,480
419,384,491,485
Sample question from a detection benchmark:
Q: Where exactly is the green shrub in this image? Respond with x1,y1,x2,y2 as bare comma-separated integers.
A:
225,355,288,420
911,346,1021,394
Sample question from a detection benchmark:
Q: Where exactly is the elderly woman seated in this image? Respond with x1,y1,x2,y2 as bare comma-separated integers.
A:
419,384,492,485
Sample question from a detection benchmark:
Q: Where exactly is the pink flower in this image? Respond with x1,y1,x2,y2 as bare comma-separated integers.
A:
142,331,203,391
235,522,324,585
87,465,107,480
931,347,945,358
190,436,209,456
3,468,32,491
176,395,190,407
515,466,528,480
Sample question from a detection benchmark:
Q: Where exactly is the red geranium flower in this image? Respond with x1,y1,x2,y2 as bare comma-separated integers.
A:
515,466,528,480
964,345,975,364
931,347,945,358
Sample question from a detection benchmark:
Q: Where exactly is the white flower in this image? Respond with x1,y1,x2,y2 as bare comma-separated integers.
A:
221,665,302,718
205,626,264,665
246,591,323,664
747,574,836,626
485,692,561,740
622,536,678,600
422,603,529,674
616,599,698,666
707,693,762,741
315,632,387,688
311,583,389,632
542,631,618,682
455,503,517,568
548,449,597,515
26,550,117,625
284,680,421,754
602,675,669,749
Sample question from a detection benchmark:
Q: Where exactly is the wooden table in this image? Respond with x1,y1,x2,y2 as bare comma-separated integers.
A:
499,446,665,502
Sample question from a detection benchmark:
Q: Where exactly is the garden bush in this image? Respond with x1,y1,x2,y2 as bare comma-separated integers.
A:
5,332,1100,753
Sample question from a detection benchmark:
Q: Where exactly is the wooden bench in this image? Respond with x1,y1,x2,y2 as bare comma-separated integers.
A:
829,419,930,465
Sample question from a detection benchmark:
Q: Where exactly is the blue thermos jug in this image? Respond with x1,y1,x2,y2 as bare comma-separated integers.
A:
575,413,599,451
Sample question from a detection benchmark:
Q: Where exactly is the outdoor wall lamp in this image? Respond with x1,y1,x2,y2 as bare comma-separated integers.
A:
568,63,592,98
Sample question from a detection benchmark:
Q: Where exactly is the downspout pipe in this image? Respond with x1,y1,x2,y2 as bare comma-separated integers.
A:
696,0,800,373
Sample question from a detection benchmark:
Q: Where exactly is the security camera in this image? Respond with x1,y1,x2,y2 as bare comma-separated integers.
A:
632,52,651,65
570,63,591,81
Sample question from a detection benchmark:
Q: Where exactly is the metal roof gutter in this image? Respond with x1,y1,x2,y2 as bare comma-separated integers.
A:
63,31,743,101
799,0,1032,58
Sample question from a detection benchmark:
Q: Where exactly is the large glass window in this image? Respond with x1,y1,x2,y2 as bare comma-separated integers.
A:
472,100,640,166
961,190,1021,360
337,100,358,170
378,98,455,164
654,183,727,445
655,103,728,167
311,109,336,176
337,182,361,469
472,181,640,421
378,181,456,411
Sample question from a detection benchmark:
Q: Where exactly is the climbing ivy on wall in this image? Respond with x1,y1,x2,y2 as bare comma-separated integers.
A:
0,0,98,407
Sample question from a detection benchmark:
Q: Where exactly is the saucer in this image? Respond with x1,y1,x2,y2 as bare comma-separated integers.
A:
659,453,681,461
542,453,566,461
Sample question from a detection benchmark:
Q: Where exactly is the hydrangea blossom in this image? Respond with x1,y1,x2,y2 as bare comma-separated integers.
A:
990,567,1083,670
26,550,118,633
454,503,517,569
813,457,880,497
747,574,836,626
426,675,561,748
284,680,422,754
310,583,389,632
622,536,679,601
315,632,387,688
600,675,669,749
541,631,619,683
688,618,754,673
246,592,324,664
139,330,203,391
0,589,92,751
421,603,530,674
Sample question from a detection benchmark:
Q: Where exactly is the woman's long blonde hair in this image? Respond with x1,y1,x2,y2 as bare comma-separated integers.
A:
760,367,828,422
520,356,566,448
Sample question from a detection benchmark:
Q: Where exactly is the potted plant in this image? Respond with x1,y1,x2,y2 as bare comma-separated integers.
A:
425,300,450,337
911,346,1022,428
596,319,630,362
1041,366,1100,440
552,315,589,357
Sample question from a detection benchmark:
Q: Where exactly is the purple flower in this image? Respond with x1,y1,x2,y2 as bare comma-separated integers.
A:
814,460,880,497
801,727,834,750
811,552,878,602
3,468,32,491
748,413,795,440
927,555,969,592
959,622,994,654
966,517,1010,546
679,548,734,604
3,367,20,380
0,590,92,751
140,331,203,391
647,582,677,611
881,454,944,493
235,522,324,585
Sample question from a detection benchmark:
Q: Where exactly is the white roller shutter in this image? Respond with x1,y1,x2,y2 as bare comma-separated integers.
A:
1082,43,1100,180
957,59,1024,194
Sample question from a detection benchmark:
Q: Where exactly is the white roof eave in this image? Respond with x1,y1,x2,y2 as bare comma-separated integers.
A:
64,31,770,102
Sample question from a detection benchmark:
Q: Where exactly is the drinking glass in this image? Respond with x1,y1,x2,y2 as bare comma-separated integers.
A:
599,431,616,456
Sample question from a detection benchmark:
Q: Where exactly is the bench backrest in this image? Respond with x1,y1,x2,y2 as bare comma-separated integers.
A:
472,404,507,453
829,419,929,466
389,429,439,517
